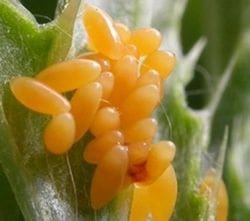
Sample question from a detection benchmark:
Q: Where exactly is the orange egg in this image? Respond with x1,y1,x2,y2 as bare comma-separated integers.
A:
70,82,102,141
83,130,124,164
36,59,101,92
129,185,149,221
136,69,161,88
90,145,128,209
141,50,176,79
123,118,157,143
90,107,120,136
130,28,162,56
147,165,178,221
114,22,131,44
144,141,176,185
130,165,177,221
109,55,138,106
44,113,75,154
83,5,122,59
10,77,70,115
120,84,160,127
96,71,114,100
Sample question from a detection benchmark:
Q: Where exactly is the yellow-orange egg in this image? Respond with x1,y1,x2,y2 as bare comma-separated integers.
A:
148,165,178,221
90,144,128,209
130,165,177,221
129,28,161,56
114,22,131,44
110,55,138,106
44,113,75,154
96,71,114,100
141,50,176,79
123,118,157,143
136,69,161,88
120,84,160,127
83,5,122,59
129,184,149,221
36,59,101,92
10,77,70,115
83,130,124,164
144,141,176,185
70,82,102,141
90,107,120,136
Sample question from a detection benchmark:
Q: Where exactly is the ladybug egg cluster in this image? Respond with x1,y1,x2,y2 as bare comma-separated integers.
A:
10,4,177,211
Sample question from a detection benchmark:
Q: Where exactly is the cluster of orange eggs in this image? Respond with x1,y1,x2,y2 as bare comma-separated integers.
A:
9,4,178,216
81,5,177,209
